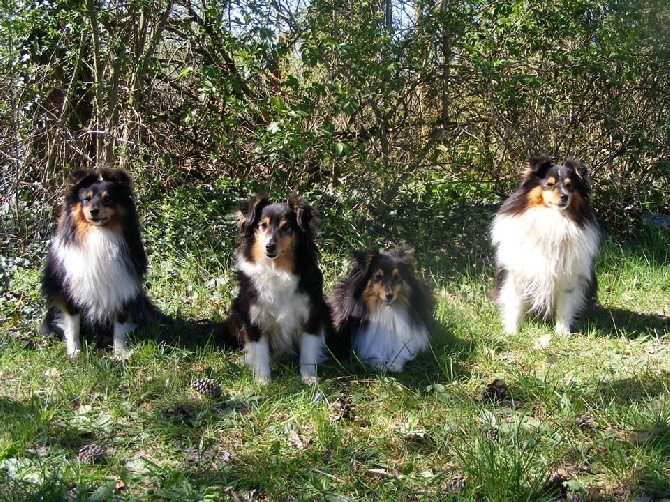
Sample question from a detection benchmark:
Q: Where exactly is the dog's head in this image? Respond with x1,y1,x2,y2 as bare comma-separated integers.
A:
522,155,590,211
351,247,414,310
237,193,316,267
65,168,133,227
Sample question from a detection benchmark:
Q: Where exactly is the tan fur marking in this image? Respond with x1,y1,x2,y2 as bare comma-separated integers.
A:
394,283,411,309
526,186,545,208
273,248,295,272
251,236,266,263
541,187,562,206
73,204,93,243
364,281,383,311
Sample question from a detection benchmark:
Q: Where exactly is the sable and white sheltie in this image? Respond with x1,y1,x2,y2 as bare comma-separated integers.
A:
41,168,153,357
491,155,600,335
328,247,435,372
226,194,331,384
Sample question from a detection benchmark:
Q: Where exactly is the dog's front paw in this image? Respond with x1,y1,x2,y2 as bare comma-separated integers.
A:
554,323,573,337
113,348,134,361
385,360,405,373
301,374,320,385
255,375,271,386
367,358,397,373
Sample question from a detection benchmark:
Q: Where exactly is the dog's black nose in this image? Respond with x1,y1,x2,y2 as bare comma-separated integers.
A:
560,193,569,203
384,291,394,302
265,242,277,254
90,207,99,216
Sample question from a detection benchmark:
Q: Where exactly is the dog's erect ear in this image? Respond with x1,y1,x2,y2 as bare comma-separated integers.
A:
67,170,102,199
525,154,554,179
563,158,587,180
388,246,414,265
288,192,317,234
237,194,268,231
352,248,379,275
69,169,96,188
100,168,132,188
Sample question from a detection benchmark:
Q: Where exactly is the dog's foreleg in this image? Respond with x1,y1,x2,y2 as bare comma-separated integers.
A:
299,332,324,385
245,336,271,384
554,281,583,335
63,313,81,357
113,320,136,359
498,278,525,334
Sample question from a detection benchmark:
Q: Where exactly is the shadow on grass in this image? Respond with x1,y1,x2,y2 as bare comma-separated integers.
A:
590,370,670,405
142,314,229,349
33,312,228,356
580,304,670,339
318,318,476,391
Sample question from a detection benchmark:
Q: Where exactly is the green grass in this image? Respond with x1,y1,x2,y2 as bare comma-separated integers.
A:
1,198,669,501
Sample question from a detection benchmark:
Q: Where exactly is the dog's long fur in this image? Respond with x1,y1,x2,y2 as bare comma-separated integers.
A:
328,247,434,372
491,155,600,335
41,168,153,357
226,194,331,384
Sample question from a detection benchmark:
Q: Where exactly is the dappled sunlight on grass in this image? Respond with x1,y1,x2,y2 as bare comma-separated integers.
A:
1,192,669,499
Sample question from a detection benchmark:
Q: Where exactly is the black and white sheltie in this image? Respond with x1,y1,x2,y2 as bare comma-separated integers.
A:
41,168,152,357
226,194,331,384
491,155,600,335
328,247,434,372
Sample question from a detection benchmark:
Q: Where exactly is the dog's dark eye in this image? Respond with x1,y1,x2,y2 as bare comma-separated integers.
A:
258,222,268,231
84,195,92,202
545,181,555,188
280,223,293,234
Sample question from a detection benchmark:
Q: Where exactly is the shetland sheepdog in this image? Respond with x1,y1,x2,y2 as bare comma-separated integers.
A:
491,155,600,335
226,194,331,384
41,168,153,357
328,247,434,372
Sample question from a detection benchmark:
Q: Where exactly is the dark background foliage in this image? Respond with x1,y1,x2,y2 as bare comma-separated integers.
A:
1,0,668,260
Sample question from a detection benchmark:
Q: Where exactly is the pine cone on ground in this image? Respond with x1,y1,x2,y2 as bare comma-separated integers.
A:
576,415,598,429
191,378,222,397
483,378,508,402
329,392,355,422
78,443,105,464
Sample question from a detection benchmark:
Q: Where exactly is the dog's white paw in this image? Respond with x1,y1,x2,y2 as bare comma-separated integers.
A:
301,375,320,385
113,348,134,361
555,322,573,336
255,375,271,386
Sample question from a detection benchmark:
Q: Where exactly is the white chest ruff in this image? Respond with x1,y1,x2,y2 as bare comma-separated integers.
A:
238,256,311,354
353,305,430,371
491,208,600,314
54,229,140,322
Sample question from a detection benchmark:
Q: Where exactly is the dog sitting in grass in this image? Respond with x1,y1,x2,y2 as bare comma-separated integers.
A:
328,247,434,372
226,194,331,384
41,168,155,357
490,155,600,335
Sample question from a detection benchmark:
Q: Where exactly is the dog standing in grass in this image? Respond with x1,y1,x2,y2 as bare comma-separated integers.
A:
41,168,154,357
491,155,600,335
226,194,331,384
